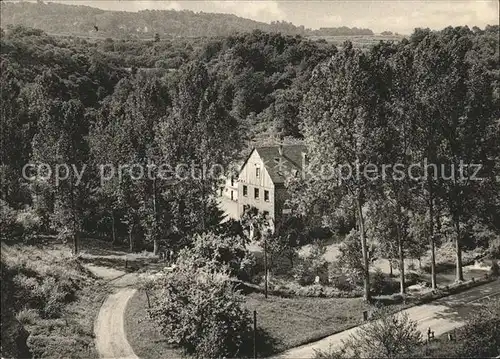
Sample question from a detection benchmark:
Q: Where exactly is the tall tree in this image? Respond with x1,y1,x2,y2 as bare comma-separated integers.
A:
156,61,241,241
89,74,171,252
301,42,386,301
369,41,416,294
434,28,496,281
410,31,447,288
30,71,88,254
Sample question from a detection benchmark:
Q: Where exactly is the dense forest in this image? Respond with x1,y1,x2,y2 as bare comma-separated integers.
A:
1,2,374,39
2,22,498,251
1,17,499,359
0,25,338,248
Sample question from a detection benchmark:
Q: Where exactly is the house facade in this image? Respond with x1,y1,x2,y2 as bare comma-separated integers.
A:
237,144,307,230
220,175,238,201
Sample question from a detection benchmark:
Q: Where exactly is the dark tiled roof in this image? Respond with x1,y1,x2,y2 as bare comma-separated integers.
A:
256,144,307,184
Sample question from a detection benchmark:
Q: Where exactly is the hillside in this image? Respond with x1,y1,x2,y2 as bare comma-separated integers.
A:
0,1,374,38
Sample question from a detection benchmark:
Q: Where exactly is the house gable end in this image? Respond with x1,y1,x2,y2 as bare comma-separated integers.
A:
238,149,275,189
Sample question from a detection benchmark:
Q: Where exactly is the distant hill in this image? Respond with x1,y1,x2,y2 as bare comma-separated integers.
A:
0,1,374,38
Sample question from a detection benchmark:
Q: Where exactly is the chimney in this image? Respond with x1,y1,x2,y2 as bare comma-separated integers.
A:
278,144,283,156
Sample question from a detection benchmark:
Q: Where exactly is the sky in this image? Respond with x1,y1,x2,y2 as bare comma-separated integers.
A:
28,0,500,34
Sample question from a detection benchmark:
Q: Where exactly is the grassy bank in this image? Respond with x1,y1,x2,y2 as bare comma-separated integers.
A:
1,243,108,358
124,290,181,359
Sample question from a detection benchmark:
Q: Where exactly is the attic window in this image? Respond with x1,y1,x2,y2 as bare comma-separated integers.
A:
256,167,260,178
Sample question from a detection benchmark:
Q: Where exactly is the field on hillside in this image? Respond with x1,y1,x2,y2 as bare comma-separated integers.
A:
307,34,405,47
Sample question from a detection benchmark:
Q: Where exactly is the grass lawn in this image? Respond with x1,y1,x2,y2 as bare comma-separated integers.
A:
124,290,181,359
244,293,374,353
125,289,380,357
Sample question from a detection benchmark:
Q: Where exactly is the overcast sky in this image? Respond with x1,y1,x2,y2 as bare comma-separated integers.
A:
37,1,500,34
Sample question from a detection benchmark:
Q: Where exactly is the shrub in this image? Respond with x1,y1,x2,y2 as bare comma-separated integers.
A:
2,245,95,358
0,200,23,241
283,283,362,298
293,242,328,286
435,241,457,265
16,309,39,325
33,277,67,318
336,230,369,285
16,208,42,242
268,240,299,275
267,215,304,273
371,269,391,295
329,272,357,292
12,272,76,319
489,237,500,259
407,262,417,271
1,259,32,359
490,260,499,277
293,260,317,285
27,334,90,359
405,272,422,286
313,345,347,359
455,298,500,357
148,260,254,359
178,232,256,281
335,308,422,358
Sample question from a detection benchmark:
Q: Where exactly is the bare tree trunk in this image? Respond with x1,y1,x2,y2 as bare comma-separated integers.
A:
201,161,206,232
73,231,79,256
264,233,268,299
129,222,134,253
153,239,159,256
152,178,159,255
428,184,437,289
111,208,116,245
454,217,464,282
145,290,151,309
357,196,370,302
70,176,79,255
397,204,406,295
398,236,405,295
389,259,393,277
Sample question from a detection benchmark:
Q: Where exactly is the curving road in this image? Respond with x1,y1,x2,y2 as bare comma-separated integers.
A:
94,286,139,359
276,279,500,358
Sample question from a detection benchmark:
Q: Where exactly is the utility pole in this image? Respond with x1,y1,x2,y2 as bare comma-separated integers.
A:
264,232,268,299
152,176,159,255
253,310,257,359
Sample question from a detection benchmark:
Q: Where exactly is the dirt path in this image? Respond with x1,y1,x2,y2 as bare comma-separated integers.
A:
89,263,143,359
94,287,139,359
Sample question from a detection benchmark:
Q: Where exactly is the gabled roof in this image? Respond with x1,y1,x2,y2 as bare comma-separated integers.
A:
242,144,307,184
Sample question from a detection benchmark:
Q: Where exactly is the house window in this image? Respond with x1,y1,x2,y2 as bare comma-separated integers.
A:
243,185,248,197
254,188,260,199
264,190,270,202
230,176,234,187
256,167,260,178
